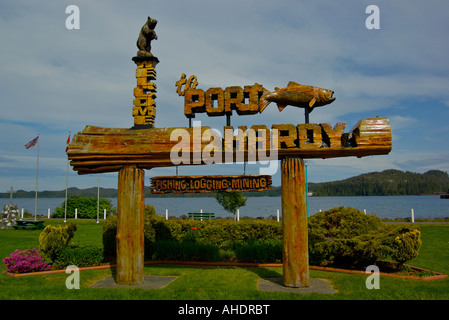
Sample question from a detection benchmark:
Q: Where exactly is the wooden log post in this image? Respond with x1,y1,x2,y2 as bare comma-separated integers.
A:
116,166,145,285
281,157,309,287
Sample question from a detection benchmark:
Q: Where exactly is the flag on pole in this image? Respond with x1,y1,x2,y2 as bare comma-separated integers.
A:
25,136,39,149
66,132,71,152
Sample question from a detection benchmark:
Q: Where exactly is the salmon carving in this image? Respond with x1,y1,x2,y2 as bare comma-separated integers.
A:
259,81,336,122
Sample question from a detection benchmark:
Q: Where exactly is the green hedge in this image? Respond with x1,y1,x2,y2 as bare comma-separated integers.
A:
103,205,159,259
52,246,104,269
52,196,115,219
102,206,422,268
234,239,282,263
102,205,282,260
308,207,422,268
151,218,282,247
149,241,220,262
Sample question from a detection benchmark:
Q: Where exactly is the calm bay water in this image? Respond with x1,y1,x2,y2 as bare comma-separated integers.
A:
3,195,448,220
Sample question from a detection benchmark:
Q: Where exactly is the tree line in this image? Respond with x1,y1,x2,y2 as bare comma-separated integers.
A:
308,169,449,196
2,169,448,198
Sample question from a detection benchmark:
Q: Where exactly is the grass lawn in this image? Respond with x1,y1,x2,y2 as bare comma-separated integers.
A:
0,219,448,301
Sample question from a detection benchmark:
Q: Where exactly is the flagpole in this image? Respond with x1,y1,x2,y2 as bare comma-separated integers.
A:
34,133,40,221
97,175,100,224
64,158,68,222
65,131,71,223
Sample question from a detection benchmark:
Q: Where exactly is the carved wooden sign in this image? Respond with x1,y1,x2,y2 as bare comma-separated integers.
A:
150,175,272,194
176,75,336,123
67,117,391,174
66,16,393,288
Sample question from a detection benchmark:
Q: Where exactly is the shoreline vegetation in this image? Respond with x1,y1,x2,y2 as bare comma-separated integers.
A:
3,208,446,280
1,169,449,199
17,212,449,224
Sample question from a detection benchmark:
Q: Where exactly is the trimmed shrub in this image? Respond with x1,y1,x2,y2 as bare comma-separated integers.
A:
234,239,282,263
148,225,219,261
151,218,282,247
102,214,117,259
149,241,220,262
308,207,385,267
102,205,159,260
102,210,282,260
101,206,421,267
39,223,77,261
389,225,422,265
52,246,104,269
308,207,421,268
52,196,115,219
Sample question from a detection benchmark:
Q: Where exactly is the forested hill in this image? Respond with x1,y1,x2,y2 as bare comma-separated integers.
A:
308,169,449,196
2,170,448,198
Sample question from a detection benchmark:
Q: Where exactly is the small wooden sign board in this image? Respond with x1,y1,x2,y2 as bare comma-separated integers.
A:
150,174,272,194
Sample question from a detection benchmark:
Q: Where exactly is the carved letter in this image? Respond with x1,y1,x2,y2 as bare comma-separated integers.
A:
184,89,205,118
272,124,298,149
205,88,225,116
320,122,346,148
297,124,322,149
175,73,187,96
244,84,264,115
224,86,244,114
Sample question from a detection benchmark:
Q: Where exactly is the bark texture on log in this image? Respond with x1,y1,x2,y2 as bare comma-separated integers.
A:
281,157,309,287
116,166,145,285
67,117,392,175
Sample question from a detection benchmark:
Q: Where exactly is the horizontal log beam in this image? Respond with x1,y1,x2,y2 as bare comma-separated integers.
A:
67,117,391,174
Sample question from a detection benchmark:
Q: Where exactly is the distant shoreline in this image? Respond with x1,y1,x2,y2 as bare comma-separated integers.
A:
0,186,280,199
2,169,448,198
1,189,446,199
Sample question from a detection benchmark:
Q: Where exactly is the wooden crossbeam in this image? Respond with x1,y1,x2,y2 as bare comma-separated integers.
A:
67,117,391,174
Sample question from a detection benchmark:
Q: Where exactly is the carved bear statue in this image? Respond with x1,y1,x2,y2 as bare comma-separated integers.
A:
136,16,158,55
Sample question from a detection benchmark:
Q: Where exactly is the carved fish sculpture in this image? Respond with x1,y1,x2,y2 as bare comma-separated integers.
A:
259,81,335,113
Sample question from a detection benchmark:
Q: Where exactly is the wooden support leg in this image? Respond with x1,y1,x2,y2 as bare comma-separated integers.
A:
116,166,145,285
281,157,309,287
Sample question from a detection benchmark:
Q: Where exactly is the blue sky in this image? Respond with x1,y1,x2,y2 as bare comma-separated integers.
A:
1,0,448,191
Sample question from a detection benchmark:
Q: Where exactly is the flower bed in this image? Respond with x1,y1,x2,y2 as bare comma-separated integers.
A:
4,259,446,281
2,248,52,274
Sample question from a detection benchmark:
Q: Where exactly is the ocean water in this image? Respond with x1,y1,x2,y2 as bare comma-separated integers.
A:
3,195,448,220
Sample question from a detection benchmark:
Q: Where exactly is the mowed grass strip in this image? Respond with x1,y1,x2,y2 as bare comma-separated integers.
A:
1,220,448,300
